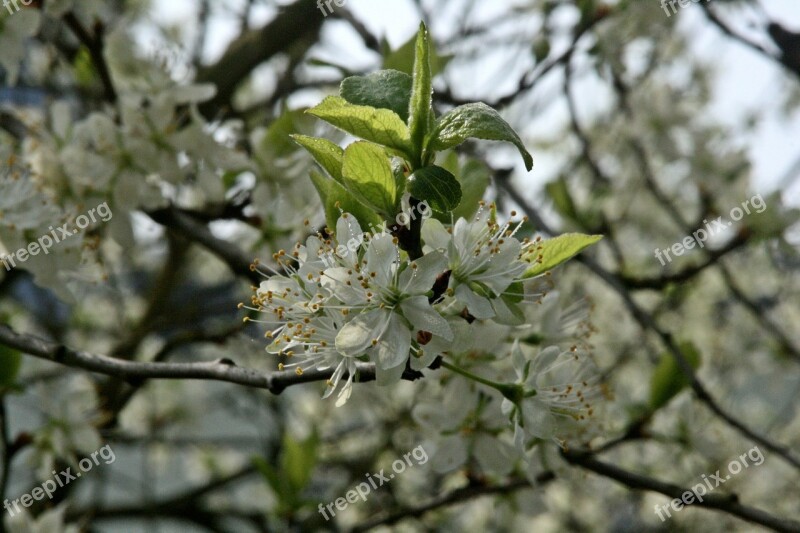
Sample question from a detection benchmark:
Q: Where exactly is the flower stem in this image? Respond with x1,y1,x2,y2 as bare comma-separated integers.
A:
440,360,521,401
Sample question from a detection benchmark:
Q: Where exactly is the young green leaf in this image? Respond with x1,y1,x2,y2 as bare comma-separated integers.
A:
0,346,21,387
307,96,412,157
409,22,433,167
407,165,462,213
309,170,382,230
342,141,397,215
649,342,702,411
340,70,412,122
545,177,580,223
280,431,320,493
291,134,345,183
427,102,534,171
522,233,602,278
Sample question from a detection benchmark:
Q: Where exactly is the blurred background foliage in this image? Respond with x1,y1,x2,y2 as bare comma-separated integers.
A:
0,0,799,531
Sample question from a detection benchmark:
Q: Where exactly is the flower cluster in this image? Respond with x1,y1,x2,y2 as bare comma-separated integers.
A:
245,205,560,403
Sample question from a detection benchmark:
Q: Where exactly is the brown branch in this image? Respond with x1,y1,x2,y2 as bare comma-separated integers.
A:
61,12,117,103
194,0,324,119
351,472,555,532
563,449,800,533
147,206,261,284
503,183,800,471
0,324,424,395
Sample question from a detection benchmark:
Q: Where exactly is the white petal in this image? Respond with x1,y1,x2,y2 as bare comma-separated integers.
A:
533,346,561,374
511,340,526,380
375,359,406,385
521,398,557,440
400,296,453,341
431,435,468,473
375,313,412,369
335,309,387,356
323,359,347,399
474,434,516,476
399,250,447,294
335,374,354,406
365,234,398,287
421,218,451,251
455,284,495,319
492,296,526,326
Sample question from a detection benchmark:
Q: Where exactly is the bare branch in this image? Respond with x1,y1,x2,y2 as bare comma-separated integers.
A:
194,0,324,118
563,449,800,533
351,473,555,532
0,324,424,395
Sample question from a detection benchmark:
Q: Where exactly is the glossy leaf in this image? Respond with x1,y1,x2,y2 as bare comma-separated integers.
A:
342,141,397,215
427,103,533,171
407,165,462,213
291,134,344,183
649,342,702,411
307,96,412,156
523,233,602,278
340,70,412,122
409,22,433,165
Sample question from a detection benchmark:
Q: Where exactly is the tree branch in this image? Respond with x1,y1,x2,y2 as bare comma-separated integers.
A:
0,324,425,395
351,472,555,532
563,449,800,533
194,0,324,119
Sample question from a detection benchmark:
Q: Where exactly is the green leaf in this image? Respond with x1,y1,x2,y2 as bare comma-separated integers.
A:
309,170,382,230
306,96,412,156
545,178,580,223
409,22,433,166
340,70,412,122
291,134,344,183
649,342,702,411
427,103,534,171
407,165,462,213
252,456,286,498
0,346,21,388
280,431,320,493
522,233,602,278
342,141,397,215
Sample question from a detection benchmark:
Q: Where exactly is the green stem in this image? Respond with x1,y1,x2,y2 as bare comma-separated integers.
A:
440,360,521,401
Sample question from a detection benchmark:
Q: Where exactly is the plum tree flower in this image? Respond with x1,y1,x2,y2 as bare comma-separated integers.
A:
244,22,603,432
502,342,604,448
422,205,541,323
332,233,453,382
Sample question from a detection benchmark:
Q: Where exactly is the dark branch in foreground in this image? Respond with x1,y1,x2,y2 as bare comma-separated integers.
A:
351,473,555,532
0,325,424,395
563,449,800,533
